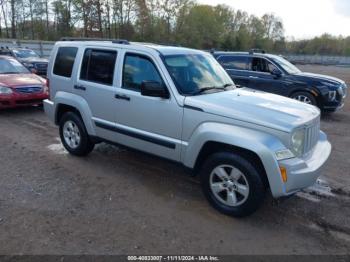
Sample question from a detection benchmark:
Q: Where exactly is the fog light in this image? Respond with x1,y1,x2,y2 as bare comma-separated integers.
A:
280,166,287,183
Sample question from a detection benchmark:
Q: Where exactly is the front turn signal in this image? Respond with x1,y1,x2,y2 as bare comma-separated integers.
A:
280,166,288,183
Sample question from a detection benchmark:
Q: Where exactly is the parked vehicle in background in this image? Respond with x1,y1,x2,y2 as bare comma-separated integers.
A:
0,47,48,77
44,39,331,217
212,50,348,112
0,56,49,109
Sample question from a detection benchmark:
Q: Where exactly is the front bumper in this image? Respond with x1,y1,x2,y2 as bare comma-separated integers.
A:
0,92,49,109
276,131,331,196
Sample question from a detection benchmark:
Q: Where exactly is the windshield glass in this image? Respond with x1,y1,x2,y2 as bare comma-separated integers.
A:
0,58,30,74
271,55,301,74
163,53,234,95
13,49,40,59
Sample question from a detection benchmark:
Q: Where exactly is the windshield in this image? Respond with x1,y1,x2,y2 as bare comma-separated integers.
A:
163,53,234,95
271,55,301,74
13,49,40,59
0,58,30,74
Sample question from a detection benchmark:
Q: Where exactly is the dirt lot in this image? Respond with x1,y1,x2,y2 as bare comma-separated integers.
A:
0,65,349,255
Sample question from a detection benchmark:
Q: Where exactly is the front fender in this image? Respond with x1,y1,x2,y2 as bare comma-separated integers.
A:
182,122,287,197
53,91,96,136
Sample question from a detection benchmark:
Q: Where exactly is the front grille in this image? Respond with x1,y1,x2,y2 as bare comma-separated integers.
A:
15,86,42,94
35,63,48,70
304,118,320,154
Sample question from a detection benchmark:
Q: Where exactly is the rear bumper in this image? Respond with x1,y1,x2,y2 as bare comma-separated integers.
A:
43,99,55,123
274,131,331,197
0,93,48,109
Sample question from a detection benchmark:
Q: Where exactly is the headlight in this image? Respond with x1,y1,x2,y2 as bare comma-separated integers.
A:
290,129,305,156
0,86,13,94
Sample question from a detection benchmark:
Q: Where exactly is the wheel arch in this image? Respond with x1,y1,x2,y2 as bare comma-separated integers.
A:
289,88,323,108
194,141,269,189
182,122,287,197
53,92,96,136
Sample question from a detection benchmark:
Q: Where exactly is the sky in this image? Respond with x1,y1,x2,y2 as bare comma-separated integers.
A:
199,0,350,39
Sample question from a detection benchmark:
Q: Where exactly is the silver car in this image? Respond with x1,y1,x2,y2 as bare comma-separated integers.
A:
44,39,331,217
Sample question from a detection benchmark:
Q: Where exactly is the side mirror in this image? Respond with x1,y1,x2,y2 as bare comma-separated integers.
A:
271,68,282,78
141,81,169,99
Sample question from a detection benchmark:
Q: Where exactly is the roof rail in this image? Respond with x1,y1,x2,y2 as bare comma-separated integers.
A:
60,37,130,45
249,48,266,54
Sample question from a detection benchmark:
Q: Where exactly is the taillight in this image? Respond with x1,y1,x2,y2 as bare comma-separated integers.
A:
46,78,50,96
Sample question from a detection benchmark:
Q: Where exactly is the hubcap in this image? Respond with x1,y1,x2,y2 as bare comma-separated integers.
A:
293,95,312,104
63,120,81,149
209,165,250,207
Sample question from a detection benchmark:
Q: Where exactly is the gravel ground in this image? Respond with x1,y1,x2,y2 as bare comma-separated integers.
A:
0,65,349,255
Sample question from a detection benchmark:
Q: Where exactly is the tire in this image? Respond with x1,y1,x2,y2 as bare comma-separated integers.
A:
59,112,94,156
200,152,266,217
290,91,317,106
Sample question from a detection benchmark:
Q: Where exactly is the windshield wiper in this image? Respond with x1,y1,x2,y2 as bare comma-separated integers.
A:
0,72,17,74
191,86,226,95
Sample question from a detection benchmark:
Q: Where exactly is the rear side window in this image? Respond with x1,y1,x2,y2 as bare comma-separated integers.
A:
122,54,163,91
53,47,78,77
80,49,117,85
218,55,248,70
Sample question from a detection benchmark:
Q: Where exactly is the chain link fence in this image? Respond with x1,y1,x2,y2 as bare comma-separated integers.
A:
1,39,350,66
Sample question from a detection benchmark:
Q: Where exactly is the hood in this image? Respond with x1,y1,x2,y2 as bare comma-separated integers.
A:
19,57,48,63
293,72,344,86
0,73,44,87
184,88,320,132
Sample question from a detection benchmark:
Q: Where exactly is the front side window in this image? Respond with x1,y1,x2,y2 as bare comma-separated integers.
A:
164,54,234,95
53,47,78,78
0,58,30,74
122,54,163,91
251,57,278,73
80,49,117,85
218,55,248,70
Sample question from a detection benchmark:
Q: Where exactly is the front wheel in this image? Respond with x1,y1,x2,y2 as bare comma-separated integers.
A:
59,112,94,156
200,152,266,217
290,91,317,106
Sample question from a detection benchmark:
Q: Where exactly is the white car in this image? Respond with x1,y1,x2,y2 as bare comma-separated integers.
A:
44,39,331,217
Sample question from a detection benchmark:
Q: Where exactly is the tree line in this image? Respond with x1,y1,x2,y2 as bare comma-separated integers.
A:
0,0,349,56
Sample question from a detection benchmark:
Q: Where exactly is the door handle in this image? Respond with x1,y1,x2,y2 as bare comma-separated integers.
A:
115,94,130,101
249,76,259,79
74,85,86,91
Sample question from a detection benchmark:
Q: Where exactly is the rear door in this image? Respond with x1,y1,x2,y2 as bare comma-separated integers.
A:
216,55,250,87
74,47,119,140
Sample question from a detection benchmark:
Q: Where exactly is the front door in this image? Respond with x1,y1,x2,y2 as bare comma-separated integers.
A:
247,57,288,95
111,51,183,161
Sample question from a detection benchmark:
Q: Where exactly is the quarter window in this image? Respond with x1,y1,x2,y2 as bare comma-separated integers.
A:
122,54,163,91
80,49,117,85
53,47,78,77
218,56,248,70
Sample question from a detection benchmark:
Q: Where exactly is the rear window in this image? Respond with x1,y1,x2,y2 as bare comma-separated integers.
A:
218,55,248,70
53,47,78,77
80,49,117,85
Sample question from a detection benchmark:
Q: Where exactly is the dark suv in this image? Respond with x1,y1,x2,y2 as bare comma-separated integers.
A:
212,50,348,112
0,47,48,77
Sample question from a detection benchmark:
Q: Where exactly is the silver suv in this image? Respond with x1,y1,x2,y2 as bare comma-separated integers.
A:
44,39,331,217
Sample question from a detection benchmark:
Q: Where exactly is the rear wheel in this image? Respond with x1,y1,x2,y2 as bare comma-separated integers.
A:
200,152,266,217
291,91,317,106
59,112,94,156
